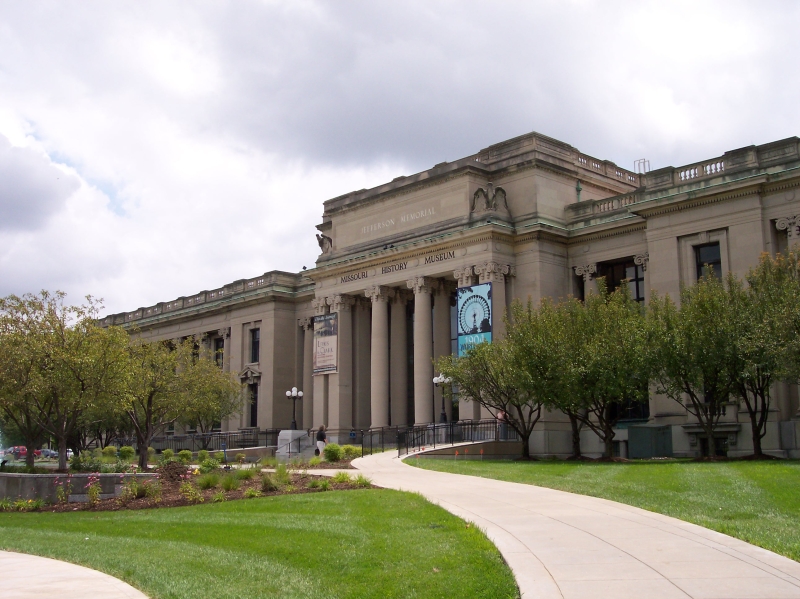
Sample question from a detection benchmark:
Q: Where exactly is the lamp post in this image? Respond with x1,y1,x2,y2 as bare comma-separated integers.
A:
432,374,452,423
285,387,303,430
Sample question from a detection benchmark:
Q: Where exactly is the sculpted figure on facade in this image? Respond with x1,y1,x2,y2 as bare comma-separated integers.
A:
316,233,333,254
471,182,509,214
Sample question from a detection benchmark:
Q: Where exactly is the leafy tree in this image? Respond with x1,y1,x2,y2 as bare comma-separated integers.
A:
648,274,739,458
177,344,243,446
558,283,650,459
438,336,542,460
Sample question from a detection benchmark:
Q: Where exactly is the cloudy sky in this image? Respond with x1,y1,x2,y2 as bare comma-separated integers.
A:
0,0,798,314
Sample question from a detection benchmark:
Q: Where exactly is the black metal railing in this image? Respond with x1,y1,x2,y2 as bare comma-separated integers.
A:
359,419,520,458
117,429,281,453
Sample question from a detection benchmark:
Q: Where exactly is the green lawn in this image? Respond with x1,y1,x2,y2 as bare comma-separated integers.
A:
0,489,518,599
409,458,800,562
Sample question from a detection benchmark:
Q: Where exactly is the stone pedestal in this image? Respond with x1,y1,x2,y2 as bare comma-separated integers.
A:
276,429,315,461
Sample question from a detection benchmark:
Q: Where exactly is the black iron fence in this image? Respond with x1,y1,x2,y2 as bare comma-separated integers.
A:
359,419,520,458
117,429,281,453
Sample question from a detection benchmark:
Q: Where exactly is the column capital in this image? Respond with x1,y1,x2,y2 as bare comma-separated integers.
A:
327,294,356,312
407,276,436,294
217,327,231,339
574,263,597,282
365,285,395,303
453,265,474,288
633,252,650,272
777,214,800,239
311,297,328,316
474,262,512,284
298,317,314,330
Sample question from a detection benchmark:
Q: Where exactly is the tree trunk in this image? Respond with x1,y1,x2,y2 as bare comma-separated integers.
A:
25,446,35,469
603,435,614,459
57,436,68,471
520,432,531,459
137,430,150,470
568,413,582,458
751,417,763,457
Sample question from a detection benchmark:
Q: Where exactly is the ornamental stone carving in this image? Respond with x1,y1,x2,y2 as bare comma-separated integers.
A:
574,263,597,282
365,285,395,303
327,294,356,312
406,276,436,295
776,214,800,240
217,327,231,339
298,317,313,330
453,266,475,288
474,262,511,284
316,233,333,254
311,297,328,316
633,253,650,272
239,364,261,384
471,183,509,214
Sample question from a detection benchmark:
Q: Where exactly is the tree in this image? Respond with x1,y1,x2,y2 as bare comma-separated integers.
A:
438,335,543,460
648,274,739,458
730,250,800,457
177,345,243,447
122,336,190,469
0,292,129,470
558,282,650,459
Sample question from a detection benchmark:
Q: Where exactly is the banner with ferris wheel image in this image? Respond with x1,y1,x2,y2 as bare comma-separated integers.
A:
456,282,492,356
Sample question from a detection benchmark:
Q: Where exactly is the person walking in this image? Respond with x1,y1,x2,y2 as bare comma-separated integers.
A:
316,425,327,456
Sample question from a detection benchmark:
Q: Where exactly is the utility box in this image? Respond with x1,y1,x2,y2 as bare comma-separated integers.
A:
628,425,673,459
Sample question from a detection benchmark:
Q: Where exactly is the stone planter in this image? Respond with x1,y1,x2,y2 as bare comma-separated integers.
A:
0,472,157,503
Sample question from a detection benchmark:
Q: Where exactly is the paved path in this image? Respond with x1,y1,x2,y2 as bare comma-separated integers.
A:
0,550,148,599
351,451,800,599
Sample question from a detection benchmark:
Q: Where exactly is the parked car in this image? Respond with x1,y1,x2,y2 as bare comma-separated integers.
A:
40,448,58,459
8,446,42,460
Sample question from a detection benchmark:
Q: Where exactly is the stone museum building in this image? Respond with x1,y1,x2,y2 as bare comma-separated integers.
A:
103,131,800,458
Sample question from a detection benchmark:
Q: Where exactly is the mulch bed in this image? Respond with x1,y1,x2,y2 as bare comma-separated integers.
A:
39,463,371,513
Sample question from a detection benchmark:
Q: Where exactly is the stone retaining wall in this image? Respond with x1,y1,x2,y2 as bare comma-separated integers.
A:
0,472,157,503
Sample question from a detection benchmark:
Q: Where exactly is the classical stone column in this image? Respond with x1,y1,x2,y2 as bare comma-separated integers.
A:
433,280,454,421
574,263,598,299
300,318,314,430
353,298,372,429
407,276,435,425
216,327,231,372
311,298,328,428
366,285,393,428
474,262,512,339
326,294,355,436
390,291,409,426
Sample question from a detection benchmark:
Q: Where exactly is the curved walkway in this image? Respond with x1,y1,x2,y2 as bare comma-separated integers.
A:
352,451,800,599
0,550,148,599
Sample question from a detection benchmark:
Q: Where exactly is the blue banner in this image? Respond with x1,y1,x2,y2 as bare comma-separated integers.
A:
457,282,492,356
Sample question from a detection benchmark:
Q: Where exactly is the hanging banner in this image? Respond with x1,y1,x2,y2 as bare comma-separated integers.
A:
457,282,492,356
313,313,338,375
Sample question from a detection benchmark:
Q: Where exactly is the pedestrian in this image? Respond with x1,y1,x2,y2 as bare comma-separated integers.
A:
497,410,508,441
316,425,327,456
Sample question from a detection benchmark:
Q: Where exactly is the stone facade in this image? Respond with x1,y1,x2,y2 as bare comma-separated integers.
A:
103,131,800,457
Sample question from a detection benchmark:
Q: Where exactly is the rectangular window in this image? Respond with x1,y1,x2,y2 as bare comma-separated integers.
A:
250,328,260,363
597,259,645,303
695,243,722,280
249,384,258,428
214,338,224,368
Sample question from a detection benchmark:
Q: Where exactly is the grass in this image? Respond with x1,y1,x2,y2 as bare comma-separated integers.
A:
410,458,800,562
0,489,517,599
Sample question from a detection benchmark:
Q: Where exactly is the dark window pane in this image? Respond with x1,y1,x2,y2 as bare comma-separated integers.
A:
695,242,722,280
625,265,635,280
250,328,260,363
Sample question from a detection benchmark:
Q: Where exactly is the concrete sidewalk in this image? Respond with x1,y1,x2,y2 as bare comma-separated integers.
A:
0,550,148,599
352,450,800,599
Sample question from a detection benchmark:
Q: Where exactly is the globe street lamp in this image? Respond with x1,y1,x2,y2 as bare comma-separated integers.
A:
285,387,303,430
432,374,452,423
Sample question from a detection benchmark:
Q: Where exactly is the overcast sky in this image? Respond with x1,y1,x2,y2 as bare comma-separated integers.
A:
1,0,798,314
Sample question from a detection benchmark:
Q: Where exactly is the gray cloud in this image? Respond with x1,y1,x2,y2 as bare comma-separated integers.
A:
0,135,80,231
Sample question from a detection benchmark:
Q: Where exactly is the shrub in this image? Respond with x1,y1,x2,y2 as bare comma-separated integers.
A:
307,479,321,489
197,473,221,490
319,479,330,491
0,498,11,511
341,445,361,461
120,478,148,503
54,476,73,503
179,482,203,504
274,464,290,486
235,467,256,481
118,446,135,462
70,452,102,473
161,449,174,460
323,443,343,462
354,474,372,488
102,446,117,458
211,491,226,503
144,479,162,503
244,488,261,499
92,447,104,459
177,450,193,465
309,456,322,467
198,450,210,463
147,447,156,461
260,456,277,468
85,474,102,506
221,474,240,492
261,474,278,492
235,453,246,464
199,458,220,474
331,472,352,484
